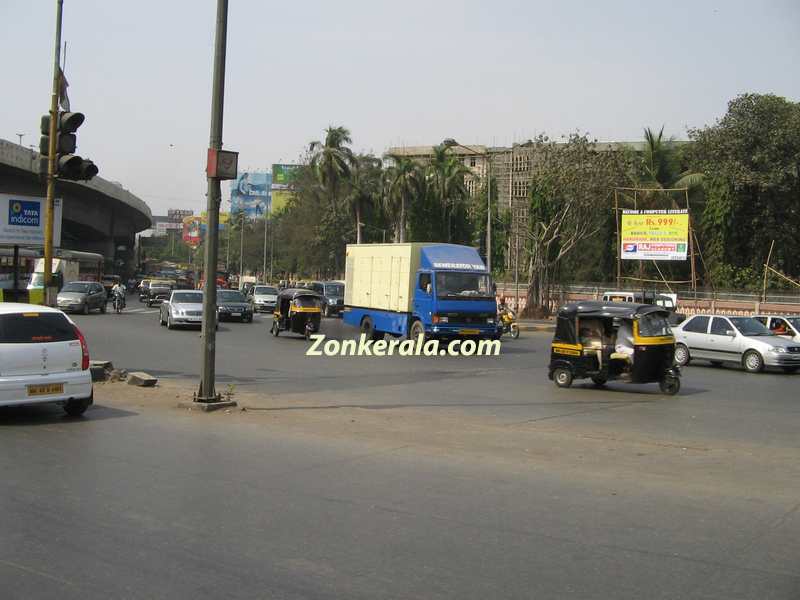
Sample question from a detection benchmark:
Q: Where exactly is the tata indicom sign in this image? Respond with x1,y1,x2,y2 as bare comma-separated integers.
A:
0,194,62,247
620,209,689,261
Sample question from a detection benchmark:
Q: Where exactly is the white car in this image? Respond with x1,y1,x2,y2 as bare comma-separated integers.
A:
0,303,93,415
249,285,278,313
753,315,800,343
159,290,207,329
674,314,800,373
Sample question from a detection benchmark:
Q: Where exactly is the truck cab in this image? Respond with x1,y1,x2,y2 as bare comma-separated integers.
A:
343,243,499,340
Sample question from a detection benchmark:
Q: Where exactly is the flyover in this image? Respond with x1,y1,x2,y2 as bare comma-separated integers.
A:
0,138,152,273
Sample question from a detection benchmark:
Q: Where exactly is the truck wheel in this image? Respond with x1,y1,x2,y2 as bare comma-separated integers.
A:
360,316,375,338
409,319,425,342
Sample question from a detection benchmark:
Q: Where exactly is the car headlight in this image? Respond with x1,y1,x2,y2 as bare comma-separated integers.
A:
769,346,787,353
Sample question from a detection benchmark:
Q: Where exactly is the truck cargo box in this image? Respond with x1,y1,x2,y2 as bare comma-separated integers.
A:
344,243,423,313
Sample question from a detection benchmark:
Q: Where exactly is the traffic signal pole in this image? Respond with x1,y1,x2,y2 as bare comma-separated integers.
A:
43,0,64,306
197,0,229,403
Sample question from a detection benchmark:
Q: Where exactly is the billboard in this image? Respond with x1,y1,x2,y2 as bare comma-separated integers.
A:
167,208,194,222
272,164,300,188
182,216,203,248
230,172,271,219
0,193,62,247
270,189,293,214
154,221,183,237
621,209,689,261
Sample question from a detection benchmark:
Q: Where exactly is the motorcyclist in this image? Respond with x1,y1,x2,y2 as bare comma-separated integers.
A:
111,281,127,310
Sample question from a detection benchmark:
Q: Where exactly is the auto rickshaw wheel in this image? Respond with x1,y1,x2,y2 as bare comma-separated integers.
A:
553,368,573,388
659,376,680,396
271,322,279,337
590,376,607,387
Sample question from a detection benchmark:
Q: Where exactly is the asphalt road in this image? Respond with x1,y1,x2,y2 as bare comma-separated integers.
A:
0,302,798,599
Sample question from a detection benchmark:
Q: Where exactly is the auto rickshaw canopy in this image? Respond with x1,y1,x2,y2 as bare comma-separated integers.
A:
554,301,670,345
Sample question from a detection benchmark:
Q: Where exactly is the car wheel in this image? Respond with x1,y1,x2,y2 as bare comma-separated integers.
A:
167,314,174,330
743,350,764,373
659,376,681,396
674,343,690,366
82,302,89,315
63,397,90,417
100,302,107,314
553,367,573,388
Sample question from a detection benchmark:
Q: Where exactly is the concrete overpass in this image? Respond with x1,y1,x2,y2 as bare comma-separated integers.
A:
0,138,152,273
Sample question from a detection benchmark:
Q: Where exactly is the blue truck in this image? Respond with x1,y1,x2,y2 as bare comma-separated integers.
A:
343,243,499,340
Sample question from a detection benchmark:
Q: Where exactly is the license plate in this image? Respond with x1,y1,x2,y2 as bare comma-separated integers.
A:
27,383,64,397
460,329,480,335
231,312,241,317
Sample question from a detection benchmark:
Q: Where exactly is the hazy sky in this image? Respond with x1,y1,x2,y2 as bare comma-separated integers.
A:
2,1,798,216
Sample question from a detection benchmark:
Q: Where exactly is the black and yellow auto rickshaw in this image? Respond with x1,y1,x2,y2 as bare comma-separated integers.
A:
548,301,681,395
270,288,322,339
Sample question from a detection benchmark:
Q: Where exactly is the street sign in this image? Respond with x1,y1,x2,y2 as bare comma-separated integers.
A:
207,148,238,180
0,194,62,247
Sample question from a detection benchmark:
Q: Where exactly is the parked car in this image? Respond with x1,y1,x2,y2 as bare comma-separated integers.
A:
753,315,800,343
56,281,107,314
674,314,800,373
146,279,175,307
159,290,210,329
0,303,93,416
310,281,345,317
249,285,279,313
217,289,253,322
602,290,685,325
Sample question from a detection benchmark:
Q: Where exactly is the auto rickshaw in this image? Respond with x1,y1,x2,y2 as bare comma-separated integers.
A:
270,288,323,340
548,301,681,395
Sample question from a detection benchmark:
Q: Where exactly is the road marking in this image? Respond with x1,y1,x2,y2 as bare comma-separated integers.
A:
125,308,159,314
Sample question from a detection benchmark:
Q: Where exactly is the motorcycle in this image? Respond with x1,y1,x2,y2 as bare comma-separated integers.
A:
113,290,126,314
498,306,519,339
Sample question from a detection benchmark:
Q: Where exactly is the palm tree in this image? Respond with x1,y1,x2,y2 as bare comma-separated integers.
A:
384,156,424,243
309,126,355,213
346,155,382,243
641,126,703,203
428,144,472,241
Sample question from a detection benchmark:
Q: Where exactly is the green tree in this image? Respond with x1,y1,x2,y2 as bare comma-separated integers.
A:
309,126,355,213
384,156,425,242
688,93,800,287
427,145,472,242
347,154,383,244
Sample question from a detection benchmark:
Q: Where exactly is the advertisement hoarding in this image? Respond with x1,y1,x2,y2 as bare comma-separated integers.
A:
167,208,194,222
272,164,300,188
182,216,203,248
230,172,271,219
270,189,293,214
154,221,183,237
621,209,689,261
0,193,62,247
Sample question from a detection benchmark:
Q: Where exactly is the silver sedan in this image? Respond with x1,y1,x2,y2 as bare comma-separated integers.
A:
159,290,212,330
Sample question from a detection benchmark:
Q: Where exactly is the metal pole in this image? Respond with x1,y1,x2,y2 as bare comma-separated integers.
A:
486,154,491,273
762,239,775,303
262,211,267,281
269,217,274,282
198,0,228,402
239,211,244,285
43,0,64,307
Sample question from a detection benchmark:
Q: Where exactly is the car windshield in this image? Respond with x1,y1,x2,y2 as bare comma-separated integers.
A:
637,313,672,337
61,282,91,293
324,283,344,296
254,286,277,295
435,272,492,298
787,317,800,330
729,317,773,336
172,292,203,303
218,290,246,302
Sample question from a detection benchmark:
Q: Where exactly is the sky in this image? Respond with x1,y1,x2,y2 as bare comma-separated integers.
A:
2,0,798,216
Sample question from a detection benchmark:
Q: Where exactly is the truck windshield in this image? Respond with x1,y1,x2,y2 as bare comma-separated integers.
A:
324,283,344,297
435,272,492,299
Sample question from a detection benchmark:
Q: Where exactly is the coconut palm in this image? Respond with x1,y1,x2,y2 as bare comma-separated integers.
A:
428,144,472,241
346,155,382,243
384,156,425,243
641,126,704,203
309,126,355,212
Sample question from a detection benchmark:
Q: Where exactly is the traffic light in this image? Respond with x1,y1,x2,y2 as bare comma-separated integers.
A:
39,111,99,181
